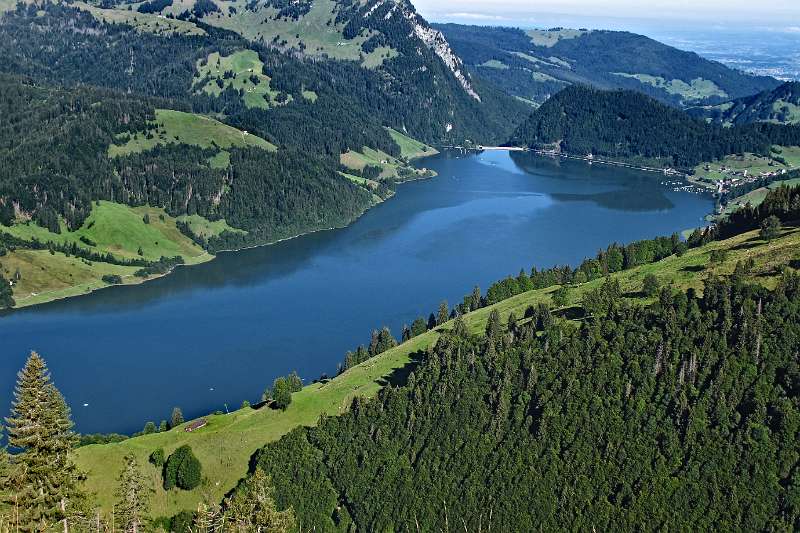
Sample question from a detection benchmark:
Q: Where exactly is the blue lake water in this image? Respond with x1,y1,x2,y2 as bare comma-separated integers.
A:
0,151,712,434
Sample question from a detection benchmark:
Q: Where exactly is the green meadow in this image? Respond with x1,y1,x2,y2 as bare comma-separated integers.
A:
109,109,276,167
194,50,285,110
0,202,238,307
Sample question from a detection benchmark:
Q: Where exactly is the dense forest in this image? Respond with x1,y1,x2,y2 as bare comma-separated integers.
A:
436,24,779,107
0,75,373,248
251,270,800,531
509,86,800,170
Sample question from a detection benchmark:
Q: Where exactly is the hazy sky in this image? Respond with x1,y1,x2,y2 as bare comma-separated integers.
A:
412,0,800,32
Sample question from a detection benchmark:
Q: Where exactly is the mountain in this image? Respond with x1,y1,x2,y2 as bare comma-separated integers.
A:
509,85,800,170
1,0,526,145
435,24,780,108
689,81,800,126
0,0,528,250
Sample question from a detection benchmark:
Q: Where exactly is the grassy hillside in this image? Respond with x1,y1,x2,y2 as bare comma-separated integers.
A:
0,202,231,307
0,249,141,308
386,128,438,160
73,224,800,518
109,109,276,167
693,146,800,183
193,50,286,110
74,1,206,35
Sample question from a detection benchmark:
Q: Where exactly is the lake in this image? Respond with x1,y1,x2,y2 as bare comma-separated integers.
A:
0,150,712,434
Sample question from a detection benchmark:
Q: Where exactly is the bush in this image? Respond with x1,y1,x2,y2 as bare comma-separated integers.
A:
170,510,194,533
101,274,122,285
642,273,660,297
163,445,202,490
149,448,165,467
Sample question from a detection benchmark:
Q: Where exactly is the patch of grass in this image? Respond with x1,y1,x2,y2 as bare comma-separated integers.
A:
74,1,206,35
175,214,245,240
479,59,509,70
3,202,213,264
198,0,386,62
0,202,229,307
362,46,399,68
340,147,402,179
194,50,286,110
613,73,727,102
108,109,276,164
74,225,800,518
526,28,587,47
0,249,141,308
386,128,438,160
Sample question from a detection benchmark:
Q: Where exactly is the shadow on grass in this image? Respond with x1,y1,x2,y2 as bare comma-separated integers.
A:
789,259,800,270
375,350,426,388
681,264,705,273
554,305,586,320
623,290,646,299
731,241,762,251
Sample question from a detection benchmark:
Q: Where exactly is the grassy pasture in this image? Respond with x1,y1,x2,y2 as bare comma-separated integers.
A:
693,146,800,183
0,202,225,306
200,0,384,62
386,128,438,160
109,109,276,166
75,1,205,35
613,73,727,102
73,225,800,518
0,250,141,308
194,50,285,110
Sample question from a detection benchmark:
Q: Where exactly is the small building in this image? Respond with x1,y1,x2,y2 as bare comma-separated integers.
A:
184,419,208,432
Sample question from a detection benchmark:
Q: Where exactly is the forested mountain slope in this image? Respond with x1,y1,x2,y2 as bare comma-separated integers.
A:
0,75,372,247
436,24,779,107
509,86,800,170
689,81,800,126
0,0,525,146
255,271,800,530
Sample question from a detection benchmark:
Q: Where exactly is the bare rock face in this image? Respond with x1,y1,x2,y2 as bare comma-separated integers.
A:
396,1,481,101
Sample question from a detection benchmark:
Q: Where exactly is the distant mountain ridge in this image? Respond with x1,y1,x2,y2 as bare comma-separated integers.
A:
688,81,800,125
434,24,780,108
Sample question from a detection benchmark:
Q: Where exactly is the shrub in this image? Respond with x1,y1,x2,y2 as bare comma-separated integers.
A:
163,445,202,490
170,510,193,533
149,448,165,467
101,274,122,285
642,273,660,297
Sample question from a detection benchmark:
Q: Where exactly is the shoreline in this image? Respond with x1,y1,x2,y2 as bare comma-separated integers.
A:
4,158,439,312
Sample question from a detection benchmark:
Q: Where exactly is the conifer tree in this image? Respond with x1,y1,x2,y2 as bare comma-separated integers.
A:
223,468,295,532
0,271,14,309
170,407,184,429
114,454,150,533
5,352,85,532
437,300,449,326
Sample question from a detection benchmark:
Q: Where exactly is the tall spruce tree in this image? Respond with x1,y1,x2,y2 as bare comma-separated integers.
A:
224,468,295,532
5,352,85,532
0,271,14,309
114,454,150,533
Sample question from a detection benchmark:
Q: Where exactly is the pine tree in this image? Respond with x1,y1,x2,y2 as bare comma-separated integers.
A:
114,454,150,533
437,301,449,326
170,407,184,429
223,468,295,532
5,352,85,532
486,309,502,339
0,270,14,309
